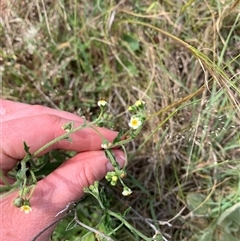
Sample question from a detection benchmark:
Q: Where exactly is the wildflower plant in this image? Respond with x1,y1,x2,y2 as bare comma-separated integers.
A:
11,100,159,240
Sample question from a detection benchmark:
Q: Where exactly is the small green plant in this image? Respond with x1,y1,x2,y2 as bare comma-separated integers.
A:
11,100,163,240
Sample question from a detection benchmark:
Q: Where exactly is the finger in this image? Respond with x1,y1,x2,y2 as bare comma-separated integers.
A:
0,99,30,114
36,149,126,209
1,115,118,171
1,99,87,122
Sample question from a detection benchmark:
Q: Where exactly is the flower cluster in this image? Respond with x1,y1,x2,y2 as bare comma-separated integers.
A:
106,172,119,186
128,100,146,113
128,100,146,130
105,170,131,195
105,170,126,186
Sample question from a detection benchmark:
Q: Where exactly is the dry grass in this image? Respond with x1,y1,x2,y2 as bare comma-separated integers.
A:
1,0,240,240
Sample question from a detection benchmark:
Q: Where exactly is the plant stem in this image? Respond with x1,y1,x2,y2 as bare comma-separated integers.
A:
32,117,103,158
107,209,154,241
32,123,87,157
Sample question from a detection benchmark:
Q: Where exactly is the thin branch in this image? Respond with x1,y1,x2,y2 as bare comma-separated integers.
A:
74,206,115,241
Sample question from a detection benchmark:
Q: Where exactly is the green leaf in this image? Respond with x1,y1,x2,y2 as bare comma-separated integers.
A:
23,141,30,152
62,121,74,132
23,141,32,158
113,129,125,144
123,207,131,217
217,202,240,239
63,136,72,142
125,60,138,76
100,186,109,209
122,34,139,52
16,162,28,183
65,218,77,231
104,149,120,169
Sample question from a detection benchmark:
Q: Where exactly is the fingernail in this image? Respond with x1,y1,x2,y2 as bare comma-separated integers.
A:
106,154,126,171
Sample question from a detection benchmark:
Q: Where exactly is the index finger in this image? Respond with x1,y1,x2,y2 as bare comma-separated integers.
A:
1,114,118,172
0,99,87,122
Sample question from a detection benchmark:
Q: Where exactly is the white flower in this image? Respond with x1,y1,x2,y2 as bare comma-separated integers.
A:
97,100,107,107
122,187,132,196
129,116,142,129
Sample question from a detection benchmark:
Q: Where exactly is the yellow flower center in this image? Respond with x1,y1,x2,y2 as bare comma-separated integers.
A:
131,119,139,126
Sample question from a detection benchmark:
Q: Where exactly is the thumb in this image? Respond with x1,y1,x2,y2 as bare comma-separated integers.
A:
36,149,126,210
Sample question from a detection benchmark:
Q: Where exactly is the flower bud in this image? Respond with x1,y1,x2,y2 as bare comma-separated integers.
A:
13,197,24,207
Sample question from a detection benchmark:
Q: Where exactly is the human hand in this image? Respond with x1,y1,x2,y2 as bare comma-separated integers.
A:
0,99,125,241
